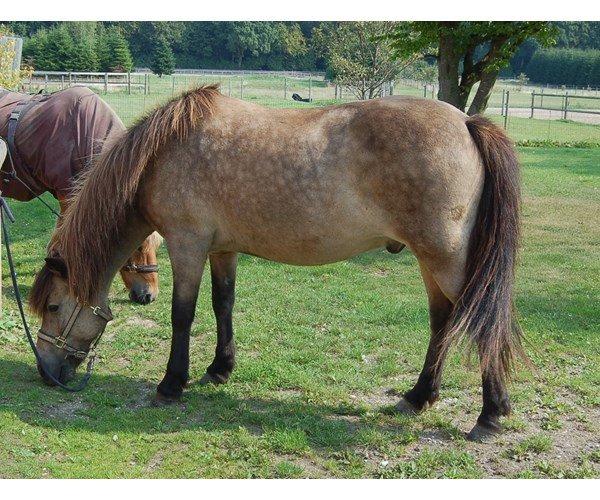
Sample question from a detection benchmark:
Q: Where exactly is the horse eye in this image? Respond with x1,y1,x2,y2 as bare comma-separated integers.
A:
48,304,59,312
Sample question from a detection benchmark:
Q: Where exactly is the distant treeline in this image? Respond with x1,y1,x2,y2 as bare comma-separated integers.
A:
2,21,600,85
4,21,322,73
526,48,600,87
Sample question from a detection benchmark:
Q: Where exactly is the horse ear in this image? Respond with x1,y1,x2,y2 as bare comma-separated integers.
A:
44,257,68,279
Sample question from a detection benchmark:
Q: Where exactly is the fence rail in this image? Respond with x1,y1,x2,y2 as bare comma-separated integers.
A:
530,91,600,119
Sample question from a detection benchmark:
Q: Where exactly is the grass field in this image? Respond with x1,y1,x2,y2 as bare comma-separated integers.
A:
0,147,598,478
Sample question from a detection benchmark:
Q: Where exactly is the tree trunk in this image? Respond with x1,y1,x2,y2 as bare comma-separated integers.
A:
467,69,500,116
437,29,463,111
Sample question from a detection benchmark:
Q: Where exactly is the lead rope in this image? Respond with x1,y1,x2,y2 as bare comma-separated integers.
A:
1,197,95,392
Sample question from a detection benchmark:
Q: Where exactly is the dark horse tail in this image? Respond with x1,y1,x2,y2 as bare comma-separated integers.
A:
442,115,524,382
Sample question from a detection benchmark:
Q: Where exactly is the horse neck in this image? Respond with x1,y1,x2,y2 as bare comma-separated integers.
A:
96,208,153,302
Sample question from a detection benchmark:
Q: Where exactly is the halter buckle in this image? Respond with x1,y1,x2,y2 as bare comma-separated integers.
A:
53,337,67,349
91,306,101,316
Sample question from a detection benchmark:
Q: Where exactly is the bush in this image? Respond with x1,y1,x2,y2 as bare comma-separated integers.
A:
526,48,600,86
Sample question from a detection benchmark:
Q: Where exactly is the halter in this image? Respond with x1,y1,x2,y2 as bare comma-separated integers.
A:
121,263,159,274
37,303,113,360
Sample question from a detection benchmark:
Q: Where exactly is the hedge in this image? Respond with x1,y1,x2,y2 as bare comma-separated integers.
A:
526,48,600,86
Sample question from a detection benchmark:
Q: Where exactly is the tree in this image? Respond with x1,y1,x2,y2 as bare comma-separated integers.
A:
96,27,133,72
313,22,412,100
39,25,77,71
150,36,175,77
225,22,279,67
68,22,99,71
109,31,133,72
388,22,556,114
1,27,33,89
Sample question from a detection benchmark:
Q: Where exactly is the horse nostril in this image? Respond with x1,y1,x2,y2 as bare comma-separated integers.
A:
142,293,152,304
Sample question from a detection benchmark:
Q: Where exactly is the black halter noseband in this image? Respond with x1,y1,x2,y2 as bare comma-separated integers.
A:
121,263,159,274
37,303,113,360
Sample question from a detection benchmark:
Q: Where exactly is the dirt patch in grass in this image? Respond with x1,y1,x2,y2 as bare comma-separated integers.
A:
125,383,157,410
350,388,403,409
272,453,331,478
397,390,600,478
126,317,159,329
43,399,89,421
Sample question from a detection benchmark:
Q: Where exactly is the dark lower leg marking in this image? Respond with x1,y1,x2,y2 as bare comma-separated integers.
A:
157,296,197,399
157,244,206,400
467,370,511,441
402,292,453,413
204,253,237,384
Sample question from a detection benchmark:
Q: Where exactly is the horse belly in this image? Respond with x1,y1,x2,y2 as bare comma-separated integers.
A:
215,202,390,266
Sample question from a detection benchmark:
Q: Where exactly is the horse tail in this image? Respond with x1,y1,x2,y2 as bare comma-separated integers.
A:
442,115,524,382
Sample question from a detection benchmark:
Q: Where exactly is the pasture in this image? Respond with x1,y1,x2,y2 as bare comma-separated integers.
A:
0,143,598,478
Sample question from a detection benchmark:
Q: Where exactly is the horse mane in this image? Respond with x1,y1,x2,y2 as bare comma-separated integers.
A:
29,264,55,316
30,84,220,310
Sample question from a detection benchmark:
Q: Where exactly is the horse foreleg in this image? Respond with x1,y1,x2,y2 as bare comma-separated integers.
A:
156,236,208,403
397,262,453,415
199,252,238,385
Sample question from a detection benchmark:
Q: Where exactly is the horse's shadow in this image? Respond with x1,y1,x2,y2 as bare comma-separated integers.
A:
0,357,412,452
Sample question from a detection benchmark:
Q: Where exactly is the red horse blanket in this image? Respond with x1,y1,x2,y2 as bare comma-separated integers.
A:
0,86,124,201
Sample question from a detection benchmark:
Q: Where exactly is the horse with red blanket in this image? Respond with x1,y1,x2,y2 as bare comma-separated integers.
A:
0,86,160,304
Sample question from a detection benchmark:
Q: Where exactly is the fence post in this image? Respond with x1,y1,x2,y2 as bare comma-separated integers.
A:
500,89,506,117
503,91,509,130
228,78,232,97
104,73,108,94
144,74,148,95
127,72,131,94
308,75,312,102
61,75,65,90
540,88,544,108
68,72,72,87
423,84,427,98
390,80,394,96
240,78,243,99
530,91,535,118
563,91,569,120
284,77,287,100
44,73,48,93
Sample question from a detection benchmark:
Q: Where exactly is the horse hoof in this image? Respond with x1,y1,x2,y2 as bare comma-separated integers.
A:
466,422,501,442
198,372,227,386
152,392,181,406
395,398,422,416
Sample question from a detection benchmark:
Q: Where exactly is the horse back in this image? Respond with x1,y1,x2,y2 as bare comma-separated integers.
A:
0,86,124,201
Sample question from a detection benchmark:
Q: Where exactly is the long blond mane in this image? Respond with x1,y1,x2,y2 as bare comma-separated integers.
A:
30,85,220,310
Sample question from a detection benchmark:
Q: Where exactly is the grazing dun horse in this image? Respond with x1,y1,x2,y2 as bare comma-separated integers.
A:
29,85,523,441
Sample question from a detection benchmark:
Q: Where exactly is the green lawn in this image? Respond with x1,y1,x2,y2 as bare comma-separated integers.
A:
0,147,598,478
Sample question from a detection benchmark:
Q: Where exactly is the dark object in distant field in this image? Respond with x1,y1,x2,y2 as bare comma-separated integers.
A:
292,93,310,103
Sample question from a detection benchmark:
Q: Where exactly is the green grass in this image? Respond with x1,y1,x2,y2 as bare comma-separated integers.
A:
0,147,598,478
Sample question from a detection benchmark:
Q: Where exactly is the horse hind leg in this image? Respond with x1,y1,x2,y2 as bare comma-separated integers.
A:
396,261,453,415
413,248,512,441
